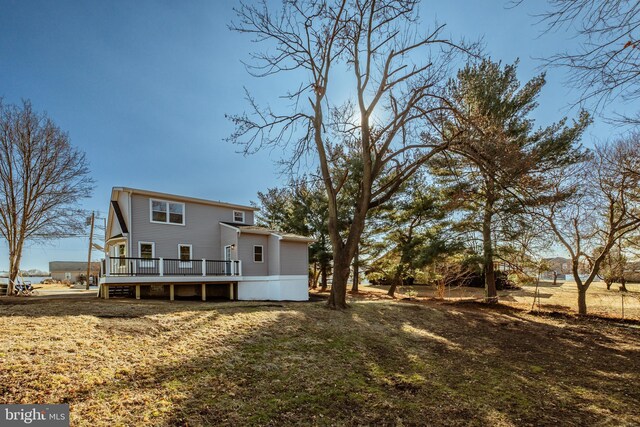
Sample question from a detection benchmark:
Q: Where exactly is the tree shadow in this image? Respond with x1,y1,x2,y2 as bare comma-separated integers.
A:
0,295,290,319
2,298,639,425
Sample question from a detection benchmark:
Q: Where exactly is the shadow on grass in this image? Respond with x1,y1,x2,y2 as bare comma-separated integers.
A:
103,303,640,424
2,298,640,426
0,295,295,319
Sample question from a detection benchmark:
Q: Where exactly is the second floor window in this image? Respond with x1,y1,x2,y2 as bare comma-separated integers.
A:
233,210,245,223
151,199,185,225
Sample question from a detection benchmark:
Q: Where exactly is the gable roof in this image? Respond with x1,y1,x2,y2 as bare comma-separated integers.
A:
220,222,315,242
113,187,257,211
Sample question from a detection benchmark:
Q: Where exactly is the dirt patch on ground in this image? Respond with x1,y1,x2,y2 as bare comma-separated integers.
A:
0,296,638,426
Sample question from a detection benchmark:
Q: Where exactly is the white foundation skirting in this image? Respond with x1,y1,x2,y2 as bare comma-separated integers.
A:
238,275,308,301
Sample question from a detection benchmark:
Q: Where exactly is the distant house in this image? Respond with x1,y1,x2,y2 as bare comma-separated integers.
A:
543,257,572,276
100,187,313,301
49,261,100,283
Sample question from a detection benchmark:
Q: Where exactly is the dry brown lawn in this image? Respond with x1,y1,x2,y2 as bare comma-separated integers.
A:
0,294,639,426
369,280,640,320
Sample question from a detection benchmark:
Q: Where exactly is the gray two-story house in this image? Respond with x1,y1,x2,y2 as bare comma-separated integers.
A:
100,187,312,301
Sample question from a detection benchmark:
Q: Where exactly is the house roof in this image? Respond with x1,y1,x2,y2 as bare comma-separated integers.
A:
49,261,100,272
112,187,257,211
220,222,315,242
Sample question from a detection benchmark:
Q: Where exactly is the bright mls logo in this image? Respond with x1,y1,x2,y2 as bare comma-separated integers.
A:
1,405,69,426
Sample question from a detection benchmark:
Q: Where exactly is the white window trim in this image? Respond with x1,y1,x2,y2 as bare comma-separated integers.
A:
178,244,193,267
253,245,264,263
149,198,186,226
138,241,156,267
233,210,245,223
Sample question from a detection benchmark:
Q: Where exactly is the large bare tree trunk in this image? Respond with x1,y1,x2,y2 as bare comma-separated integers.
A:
387,278,400,297
327,174,369,308
328,250,351,309
577,287,587,315
352,247,359,293
311,263,318,289
482,195,497,303
8,249,21,295
320,263,328,292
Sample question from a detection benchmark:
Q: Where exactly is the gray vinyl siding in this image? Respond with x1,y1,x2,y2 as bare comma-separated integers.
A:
238,234,269,276
130,194,253,260
280,241,309,275
220,225,239,260
268,235,280,275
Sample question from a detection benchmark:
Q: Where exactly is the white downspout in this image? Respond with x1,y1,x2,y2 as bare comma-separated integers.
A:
127,190,133,258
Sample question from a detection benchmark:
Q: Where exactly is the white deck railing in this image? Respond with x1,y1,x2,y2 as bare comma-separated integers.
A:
102,256,241,277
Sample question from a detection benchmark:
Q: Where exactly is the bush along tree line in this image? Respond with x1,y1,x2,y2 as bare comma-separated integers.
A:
237,0,640,315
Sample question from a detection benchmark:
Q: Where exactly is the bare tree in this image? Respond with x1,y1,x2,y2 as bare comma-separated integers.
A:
533,0,640,122
228,0,474,308
0,100,93,294
532,134,640,314
433,257,475,300
598,238,629,291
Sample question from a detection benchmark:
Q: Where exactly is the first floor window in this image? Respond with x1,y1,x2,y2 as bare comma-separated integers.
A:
253,245,263,263
140,243,154,259
178,244,192,261
139,242,155,268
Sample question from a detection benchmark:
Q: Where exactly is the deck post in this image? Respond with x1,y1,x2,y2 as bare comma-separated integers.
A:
237,260,242,276
229,283,234,300
105,256,111,276
135,285,140,300
170,284,174,301
201,283,206,301
159,258,164,276
202,259,206,277
103,284,109,299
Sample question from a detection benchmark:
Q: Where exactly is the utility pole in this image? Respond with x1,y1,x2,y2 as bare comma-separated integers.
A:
86,211,95,290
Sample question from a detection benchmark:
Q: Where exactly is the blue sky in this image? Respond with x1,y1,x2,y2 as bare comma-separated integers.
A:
0,0,632,271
